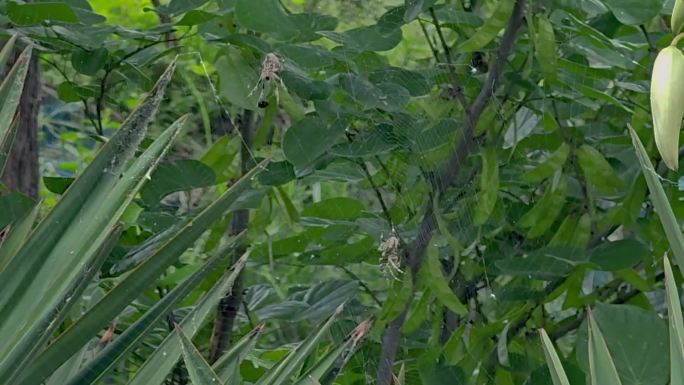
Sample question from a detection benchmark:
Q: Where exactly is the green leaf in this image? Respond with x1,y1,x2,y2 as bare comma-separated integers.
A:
19,160,265,385
301,197,364,221
496,246,587,280
140,160,216,206
369,67,430,96
403,0,437,22
0,203,39,272
539,329,571,385
258,161,296,186
161,0,210,15
319,24,403,52
629,126,684,270
457,0,514,52
176,9,217,26
330,127,396,157
213,324,264,383
71,48,108,76
6,1,78,24
589,239,647,271
534,15,557,82
216,47,260,110
601,0,664,25
0,46,32,153
586,309,623,385
43,177,74,194
519,178,567,238
234,0,336,42
282,116,347,169
420,244,467,315
664,256,684,385
0,35,17,70
128,251,251,385
176,325,226,385
474,148,499,226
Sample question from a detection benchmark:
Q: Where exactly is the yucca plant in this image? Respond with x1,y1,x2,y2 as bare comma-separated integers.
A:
0,35,367,385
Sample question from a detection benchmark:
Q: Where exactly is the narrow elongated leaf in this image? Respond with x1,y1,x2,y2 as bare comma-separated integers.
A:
534,15,557,82
176,325,226,385
63,246,248,385
255,305,345,385
0,202,39,271
474,148,498,225
0,45,31,147
213,324,264,383
539,329,571,385
0,58,177,334
664,256,684,385
128,251,252,385
419,244,467,315
587,309,622,385
0,117,17,175
3,224,123,384
0,35,18,70
0,113,187,382
522,143,569,183
629,126,684,269
457,0,514,52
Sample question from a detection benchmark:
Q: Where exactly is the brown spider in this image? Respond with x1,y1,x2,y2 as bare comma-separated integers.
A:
378,232,403,280
248,53,286,108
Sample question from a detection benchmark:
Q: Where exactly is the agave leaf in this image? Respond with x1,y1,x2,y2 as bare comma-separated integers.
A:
539,329,571,385
213,324,264,383
2,223,123,384
629,126,684,269
664,256,684,385
650,46,684,170
127,250,253,385
0,35,18,70
19,158,266,385
62,244,248,385
587,309,622,385
0,44,31,145
294,320,370,385
0,112,187,382
0,58,177,333
0,201,39,271
256,305,345,385
176,324,226,385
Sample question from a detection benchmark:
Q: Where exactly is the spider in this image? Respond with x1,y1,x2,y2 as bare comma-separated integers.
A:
378,232,403,280
248,53,286,108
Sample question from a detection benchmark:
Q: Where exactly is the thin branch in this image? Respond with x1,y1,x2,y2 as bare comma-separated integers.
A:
428,7,468,109
375,1,527,383
358,159,394,230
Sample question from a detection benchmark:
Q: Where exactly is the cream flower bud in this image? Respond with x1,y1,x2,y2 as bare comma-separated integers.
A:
651,46,684,170
673,0,684,34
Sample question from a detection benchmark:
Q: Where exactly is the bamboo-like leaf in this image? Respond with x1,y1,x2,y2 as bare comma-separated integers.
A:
0,58,177,338
0,201,39,271
176,324,226,385
664,256,684,385
127,250,253,385
628,126,684,269
213,324,264,383
539,329,571,385
3,223,123,384
62,245,248,385
19,159,266,385
0,35,18,70
587,309,623,385
0,44,31,143
255,305,345,385
0,115,17,175
0,113,187,382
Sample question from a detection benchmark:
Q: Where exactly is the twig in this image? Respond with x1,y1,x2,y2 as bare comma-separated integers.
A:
357,159,394,230
375,2,527,384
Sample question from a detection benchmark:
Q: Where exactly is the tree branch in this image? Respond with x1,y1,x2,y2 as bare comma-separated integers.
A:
375,2,527,384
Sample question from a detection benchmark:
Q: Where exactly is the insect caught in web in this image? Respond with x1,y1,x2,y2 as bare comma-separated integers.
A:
378,231,404,280
248,53,286,109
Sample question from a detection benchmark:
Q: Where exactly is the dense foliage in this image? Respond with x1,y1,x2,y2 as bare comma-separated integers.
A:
1,0,684,384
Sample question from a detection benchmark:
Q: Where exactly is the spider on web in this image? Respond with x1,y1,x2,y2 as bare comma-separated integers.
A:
378,231,403,280
248,53,286,109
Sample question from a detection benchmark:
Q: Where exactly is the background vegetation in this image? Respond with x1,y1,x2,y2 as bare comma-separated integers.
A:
0,0,682,384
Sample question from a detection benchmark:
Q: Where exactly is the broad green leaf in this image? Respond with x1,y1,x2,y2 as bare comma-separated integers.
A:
216,47,260,110
43,176,74,194
496,246,587,280
128,251,251,385
519,178,567,238
234,0,336,42
176,325,226,385
140,160,216,206
282,116,346,169
548,216,577,247
200,135,239,184
330,128,396,158
160,0,210,15
176,10,217,26
213,324,264,383
539,329,571,385
589,239,647,271
0,45,31,149
0,203,39,271
587,309,623,385
419,244,467,315
403,0,437,22
0,61,180,382
318,24,403,52
457,0,514,52
369,67,430,96
258,161,296,186
534,15,557,82
664,256,684,385
301,197,364,221
601,0,664,25
7,1,78,24
433,196,462,255
71,48,108,76
62,246,247,385
629,126,684,269
254,305,344,385
18,160,265,385
474,148,498,225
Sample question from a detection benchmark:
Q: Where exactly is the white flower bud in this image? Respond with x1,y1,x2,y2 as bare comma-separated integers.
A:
651,46,684,170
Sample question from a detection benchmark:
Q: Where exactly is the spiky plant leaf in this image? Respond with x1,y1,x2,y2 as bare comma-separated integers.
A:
664,256,684,385
587,309,622,385
539,329,571,385
176,324,226,385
